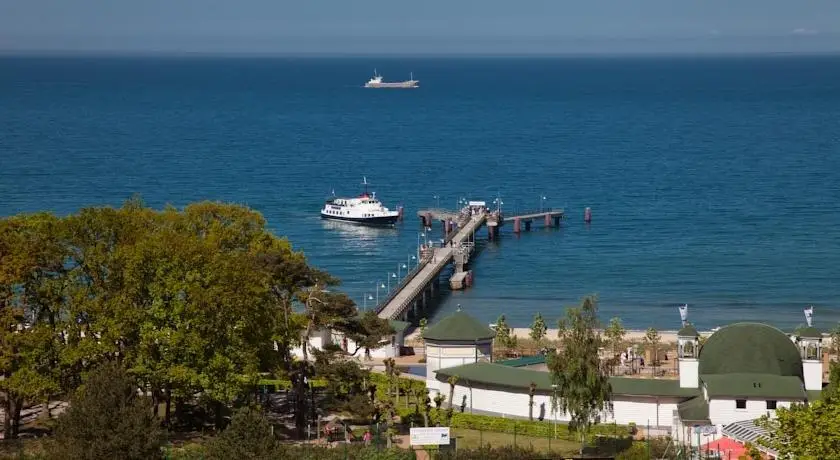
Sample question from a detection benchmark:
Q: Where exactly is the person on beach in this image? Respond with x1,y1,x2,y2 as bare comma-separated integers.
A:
363,430,372,446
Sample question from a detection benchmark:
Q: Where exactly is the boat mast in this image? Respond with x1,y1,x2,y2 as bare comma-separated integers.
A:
362,176,369,196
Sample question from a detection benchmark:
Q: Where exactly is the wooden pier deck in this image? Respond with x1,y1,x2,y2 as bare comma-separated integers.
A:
503,208,564,222
377,211,487,320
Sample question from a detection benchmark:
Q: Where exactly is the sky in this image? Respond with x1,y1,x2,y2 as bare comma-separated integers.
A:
1,0,839,54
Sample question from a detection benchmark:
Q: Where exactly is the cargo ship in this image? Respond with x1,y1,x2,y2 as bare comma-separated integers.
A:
364,70,419,88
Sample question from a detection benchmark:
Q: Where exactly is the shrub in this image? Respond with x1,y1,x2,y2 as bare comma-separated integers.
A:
46,362,164,460
203,408,281,460
448,412,630,442
436,445,546,460
170,444,415,460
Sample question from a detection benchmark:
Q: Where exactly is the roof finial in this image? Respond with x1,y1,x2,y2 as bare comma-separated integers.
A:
457,304,462,312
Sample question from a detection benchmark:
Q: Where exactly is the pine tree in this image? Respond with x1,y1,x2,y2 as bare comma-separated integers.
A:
529,313,547,349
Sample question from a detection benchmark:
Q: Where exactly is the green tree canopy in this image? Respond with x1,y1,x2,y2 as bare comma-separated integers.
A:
529,313,547,345
547,295,612,454
1,198,353,435
758,363,840,459
48,362,163,460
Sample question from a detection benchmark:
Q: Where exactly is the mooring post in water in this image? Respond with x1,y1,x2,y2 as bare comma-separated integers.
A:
584,207,592,223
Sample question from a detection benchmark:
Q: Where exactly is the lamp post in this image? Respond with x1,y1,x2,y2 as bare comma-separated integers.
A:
407,254,416,270
376,281,385,304
387,272,396,291
540,195,546,212
493,197,504,214
363,293,373,311
433,195,440,209
417,232,427,260
551,384,558,438
398,263,407,279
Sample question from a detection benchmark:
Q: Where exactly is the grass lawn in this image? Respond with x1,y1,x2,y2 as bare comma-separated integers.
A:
451,428,580,454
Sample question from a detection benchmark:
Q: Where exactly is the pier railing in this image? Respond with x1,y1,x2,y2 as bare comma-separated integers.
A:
507,207,563,217
373,252,432,315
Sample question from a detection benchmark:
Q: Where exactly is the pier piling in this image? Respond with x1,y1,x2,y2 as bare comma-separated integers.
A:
513,217,521,233
584,207,592,223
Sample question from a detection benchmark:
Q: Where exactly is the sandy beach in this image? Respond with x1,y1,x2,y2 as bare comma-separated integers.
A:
406,328,687,344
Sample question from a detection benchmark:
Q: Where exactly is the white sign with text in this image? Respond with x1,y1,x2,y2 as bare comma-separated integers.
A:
409,427,451,445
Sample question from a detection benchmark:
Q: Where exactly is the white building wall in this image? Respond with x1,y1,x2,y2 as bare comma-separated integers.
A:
290,329,332,359
425,341,492,393
708,398,794,427
330,331,404,359
446,385,571,420
803,361,822,390
441,382,683,431
679,358,699,388
607,397,680,428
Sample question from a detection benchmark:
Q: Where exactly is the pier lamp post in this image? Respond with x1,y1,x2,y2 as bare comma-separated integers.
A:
540,195,547,212
493,197,504,214
363,293,373,311
387,272,397,291
407,255,416,270
376,281,386,305
433,195,440,209
398,263,407,279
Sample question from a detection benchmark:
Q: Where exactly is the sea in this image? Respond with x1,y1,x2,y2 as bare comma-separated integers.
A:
2,54,840,331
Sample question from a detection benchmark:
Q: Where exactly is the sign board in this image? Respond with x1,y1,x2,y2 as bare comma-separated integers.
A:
468,201,486,207
693,425,717,435
410,427,451,446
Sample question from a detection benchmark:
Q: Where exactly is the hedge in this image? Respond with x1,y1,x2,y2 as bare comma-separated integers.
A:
167,444,415,460
257,378,328,390
448,412,631,441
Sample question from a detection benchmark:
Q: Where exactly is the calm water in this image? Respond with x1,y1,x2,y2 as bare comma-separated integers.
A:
2,55,840,331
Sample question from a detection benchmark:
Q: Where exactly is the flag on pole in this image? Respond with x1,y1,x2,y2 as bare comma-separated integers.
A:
804,306,814,327
678,304,688,326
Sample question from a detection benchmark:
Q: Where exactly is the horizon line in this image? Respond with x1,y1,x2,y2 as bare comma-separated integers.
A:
3,49,840,59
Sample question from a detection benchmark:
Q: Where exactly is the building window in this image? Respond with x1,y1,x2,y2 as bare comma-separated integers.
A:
736,399,747,409
766,400,777,410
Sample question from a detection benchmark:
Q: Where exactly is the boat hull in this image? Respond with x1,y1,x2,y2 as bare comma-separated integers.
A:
320,213,399,227
364,81,419,88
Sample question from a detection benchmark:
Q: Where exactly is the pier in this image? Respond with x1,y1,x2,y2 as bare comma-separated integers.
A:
374,204,566,322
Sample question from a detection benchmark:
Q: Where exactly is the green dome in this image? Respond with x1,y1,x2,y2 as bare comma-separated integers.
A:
422,310,496,342
698,323,803,378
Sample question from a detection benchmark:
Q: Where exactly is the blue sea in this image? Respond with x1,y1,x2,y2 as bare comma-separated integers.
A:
2,54,840,331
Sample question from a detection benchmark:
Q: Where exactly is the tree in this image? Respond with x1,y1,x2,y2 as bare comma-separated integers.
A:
758,398,840,459
419,317,428,341
829,324,840,361
528,382,537,421
447,375,459,422
529,313,547,349
494,315,516,352
204,408,280,460
341,311,393,359
48,362,163,460
644,327,661,375
604,317,626,375
0,213,68,438
547,295,612,454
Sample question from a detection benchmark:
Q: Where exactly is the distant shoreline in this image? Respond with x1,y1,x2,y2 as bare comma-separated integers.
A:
407,327,836,346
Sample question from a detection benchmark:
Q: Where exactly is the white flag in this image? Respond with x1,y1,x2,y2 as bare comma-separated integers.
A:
678,304,688,325
804,306,814,327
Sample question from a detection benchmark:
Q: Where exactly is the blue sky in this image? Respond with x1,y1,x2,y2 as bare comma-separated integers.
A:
1,0,839,54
